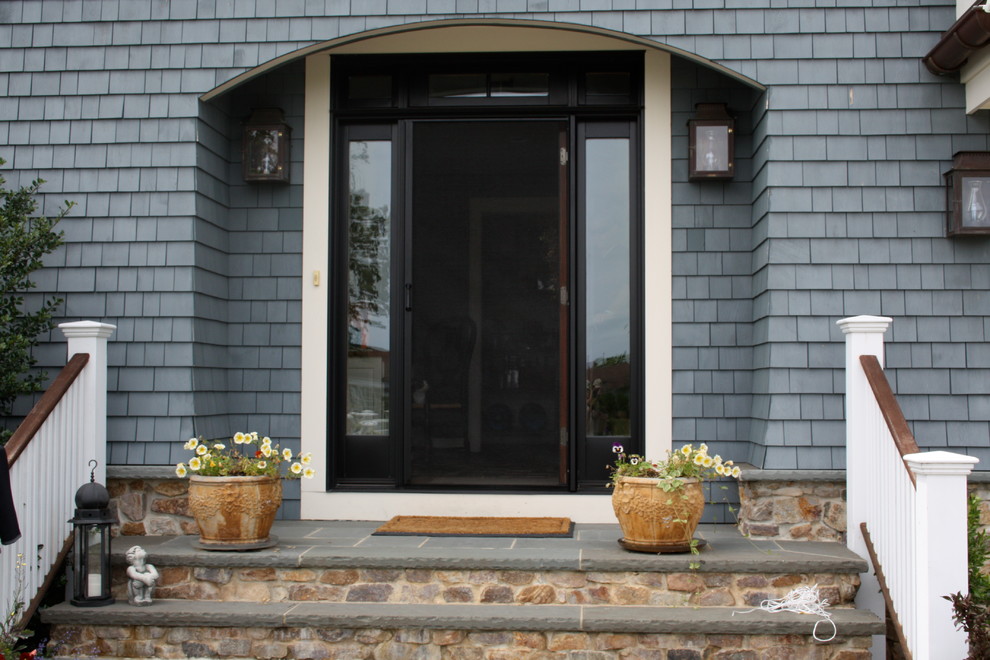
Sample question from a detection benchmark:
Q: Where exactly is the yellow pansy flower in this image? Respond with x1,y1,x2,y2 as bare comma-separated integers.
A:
175,463,187,477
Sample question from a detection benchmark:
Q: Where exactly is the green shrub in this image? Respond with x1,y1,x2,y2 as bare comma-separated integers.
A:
0,160,70,442
945,494,990,659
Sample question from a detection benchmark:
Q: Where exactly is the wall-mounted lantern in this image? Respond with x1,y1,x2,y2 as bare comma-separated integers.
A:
945,152,990,236
69,460,115,607
242,108,291,183
688,103,734,181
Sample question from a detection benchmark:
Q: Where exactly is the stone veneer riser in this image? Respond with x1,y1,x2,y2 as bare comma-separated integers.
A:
50,625,875,660
110,564,861,609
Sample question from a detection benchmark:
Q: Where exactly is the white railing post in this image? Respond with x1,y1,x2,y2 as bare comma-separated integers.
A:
904,451,979,660
837,314,892,658
58,321,116,485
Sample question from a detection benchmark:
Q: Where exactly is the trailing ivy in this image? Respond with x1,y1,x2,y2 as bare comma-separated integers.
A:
0,160,70,442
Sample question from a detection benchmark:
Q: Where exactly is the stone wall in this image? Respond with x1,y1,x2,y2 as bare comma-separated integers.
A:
51,625,872,660
109,475,197,536
737,478,846,542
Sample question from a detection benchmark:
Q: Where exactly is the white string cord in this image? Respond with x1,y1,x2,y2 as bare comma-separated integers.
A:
732,584,837,642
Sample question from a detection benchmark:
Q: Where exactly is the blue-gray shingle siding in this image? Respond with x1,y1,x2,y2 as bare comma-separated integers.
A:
2,0,988,518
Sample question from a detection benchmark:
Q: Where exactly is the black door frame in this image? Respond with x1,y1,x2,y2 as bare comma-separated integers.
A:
329,52,644,492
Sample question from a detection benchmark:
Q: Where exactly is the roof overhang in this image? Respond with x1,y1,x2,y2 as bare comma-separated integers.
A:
201,18,764,102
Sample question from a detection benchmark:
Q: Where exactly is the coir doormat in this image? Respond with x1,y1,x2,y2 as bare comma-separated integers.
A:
372,515,574,538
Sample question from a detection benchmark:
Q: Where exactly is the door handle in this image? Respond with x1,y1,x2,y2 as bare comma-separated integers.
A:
405,283,413,311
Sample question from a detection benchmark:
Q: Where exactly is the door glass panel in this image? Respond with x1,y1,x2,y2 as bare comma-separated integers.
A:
347,75,392,104
428,74,486,99
491,72,549,97
346,140,392,437
585,138,631,437
585,72,631,98
408,121,565,487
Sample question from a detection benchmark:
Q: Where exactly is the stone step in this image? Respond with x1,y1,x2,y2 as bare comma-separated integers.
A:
106,522,868,608
43,600,883,659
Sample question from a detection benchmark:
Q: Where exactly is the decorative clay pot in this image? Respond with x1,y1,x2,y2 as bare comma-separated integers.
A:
187,475,282,550
611,476,705,553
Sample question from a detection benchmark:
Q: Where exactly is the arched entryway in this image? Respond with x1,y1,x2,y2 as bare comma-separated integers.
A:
202,20,762,522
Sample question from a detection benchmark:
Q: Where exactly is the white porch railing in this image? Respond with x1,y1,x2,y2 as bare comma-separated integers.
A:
840,315,978,660
1,321,114,628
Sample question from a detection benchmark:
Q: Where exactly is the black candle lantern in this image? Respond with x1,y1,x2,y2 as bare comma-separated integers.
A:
69,460,116,607
242,108,291,183
944,152,990,236
688,103,735,181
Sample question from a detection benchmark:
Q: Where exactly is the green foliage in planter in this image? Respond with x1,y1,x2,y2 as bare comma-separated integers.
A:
0,161,69,442
944,494,990,659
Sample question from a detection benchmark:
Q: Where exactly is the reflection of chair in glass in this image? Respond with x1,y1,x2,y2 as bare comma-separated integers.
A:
421,317,477,450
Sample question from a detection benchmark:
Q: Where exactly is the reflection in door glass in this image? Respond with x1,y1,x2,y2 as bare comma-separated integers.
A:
347,140,392,436
585,138,631,437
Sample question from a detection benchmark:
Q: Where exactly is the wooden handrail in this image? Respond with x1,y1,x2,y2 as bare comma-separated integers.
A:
861,522,913,660
5,353,89,468
859,354,920,486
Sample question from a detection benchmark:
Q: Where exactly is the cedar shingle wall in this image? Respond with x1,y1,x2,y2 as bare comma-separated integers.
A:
1,2,987,509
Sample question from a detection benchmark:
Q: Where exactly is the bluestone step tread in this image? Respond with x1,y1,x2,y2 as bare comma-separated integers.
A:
112,522,868,574
42,599,884,636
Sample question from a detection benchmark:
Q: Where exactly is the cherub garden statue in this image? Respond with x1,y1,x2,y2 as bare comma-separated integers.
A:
125,545,159,606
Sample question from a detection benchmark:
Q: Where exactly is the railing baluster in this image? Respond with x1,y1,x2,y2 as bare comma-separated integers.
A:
2,321,115,629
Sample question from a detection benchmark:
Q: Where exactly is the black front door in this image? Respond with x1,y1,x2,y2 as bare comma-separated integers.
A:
406,120,569,487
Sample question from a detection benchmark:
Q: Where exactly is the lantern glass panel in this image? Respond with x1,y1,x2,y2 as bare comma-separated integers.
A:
694,125,730,173
961,176,990,228
245,128,285,177
84,524,106,597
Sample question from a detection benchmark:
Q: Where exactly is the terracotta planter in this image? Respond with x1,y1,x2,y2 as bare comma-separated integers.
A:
187,475,282,550
611,476,705,553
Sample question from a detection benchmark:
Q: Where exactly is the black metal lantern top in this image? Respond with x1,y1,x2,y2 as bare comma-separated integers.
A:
242,108,291,183
944,152,990,237
688,102,735,181
70,461,114,524
69,460,116,607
